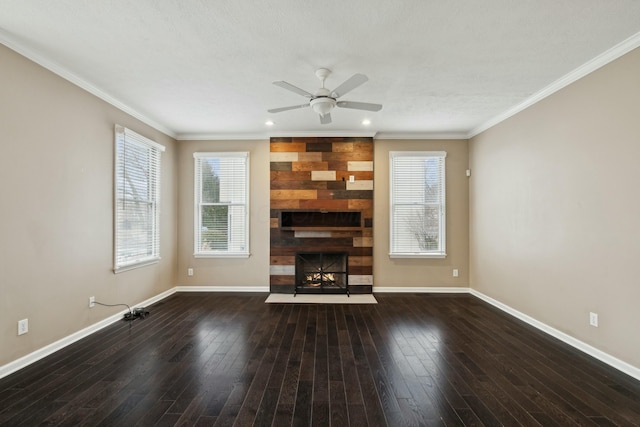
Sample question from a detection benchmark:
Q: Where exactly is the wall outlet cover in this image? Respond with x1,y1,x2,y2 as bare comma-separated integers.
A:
18,319,28,335
589,312,599,327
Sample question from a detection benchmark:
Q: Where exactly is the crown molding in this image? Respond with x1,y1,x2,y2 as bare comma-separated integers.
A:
177,133,270,141
0,31,176,139
374,132,469,140
469,30,640,138
176,131,380,141
5,25,639,142
269,131,378,138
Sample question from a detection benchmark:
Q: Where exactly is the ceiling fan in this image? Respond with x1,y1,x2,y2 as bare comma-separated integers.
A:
268,68,382,124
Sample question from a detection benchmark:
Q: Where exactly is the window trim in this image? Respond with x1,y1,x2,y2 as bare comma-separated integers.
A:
389,151,447,259
193,152,250,258
113,125,165,273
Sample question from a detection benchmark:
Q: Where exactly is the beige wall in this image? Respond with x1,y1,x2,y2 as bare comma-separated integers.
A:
374,139,469,287
470,47,640,367
176,140,270,287
178,138,470,290
0,45,178,367
5,31,638,376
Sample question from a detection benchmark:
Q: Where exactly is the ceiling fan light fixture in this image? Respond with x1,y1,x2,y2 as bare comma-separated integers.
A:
269,69,382,121
310,97,336,116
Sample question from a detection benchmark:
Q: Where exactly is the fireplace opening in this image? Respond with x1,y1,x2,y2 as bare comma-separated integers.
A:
295,252,349,295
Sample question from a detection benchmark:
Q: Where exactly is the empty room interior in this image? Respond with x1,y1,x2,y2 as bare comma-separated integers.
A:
2,1,640,425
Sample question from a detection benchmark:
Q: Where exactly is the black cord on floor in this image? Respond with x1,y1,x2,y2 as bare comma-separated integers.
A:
94,301,133,320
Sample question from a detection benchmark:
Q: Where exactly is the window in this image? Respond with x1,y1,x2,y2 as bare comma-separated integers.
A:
389,151,446,258
194,152,249,257
114,125,165,272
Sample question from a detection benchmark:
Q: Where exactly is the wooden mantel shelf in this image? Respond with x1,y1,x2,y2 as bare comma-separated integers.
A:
280,211,363,230
281,226,363,232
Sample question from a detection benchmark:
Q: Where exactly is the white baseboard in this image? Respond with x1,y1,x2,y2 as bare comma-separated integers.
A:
3,285,638,383
176,286,269,292
373,286,471,293
470,289,640,382
0,287,177,380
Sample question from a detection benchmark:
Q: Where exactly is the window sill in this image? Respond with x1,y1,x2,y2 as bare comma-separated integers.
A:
194,253,251,259
114,258,160,273
389,253,447,259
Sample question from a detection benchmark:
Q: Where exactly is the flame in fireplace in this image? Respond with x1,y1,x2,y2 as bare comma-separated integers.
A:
305,271,336,286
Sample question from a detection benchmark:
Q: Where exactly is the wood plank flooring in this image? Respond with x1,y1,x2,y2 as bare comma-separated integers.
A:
1,292,640,426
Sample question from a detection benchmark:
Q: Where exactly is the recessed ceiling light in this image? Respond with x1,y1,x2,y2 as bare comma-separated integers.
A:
265,120,275,126
362,119,371,125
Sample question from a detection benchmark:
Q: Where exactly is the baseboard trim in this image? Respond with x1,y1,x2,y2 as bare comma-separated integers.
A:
470,289,640,382
373,286,471,293
3,286,638,383
0,287,177,380
176,286,270,292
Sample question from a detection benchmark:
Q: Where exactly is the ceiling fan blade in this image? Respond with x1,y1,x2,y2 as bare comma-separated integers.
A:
336,100,382,112
267,103,310,113
320,113,332,124
331,73,368,98
273,81,313,98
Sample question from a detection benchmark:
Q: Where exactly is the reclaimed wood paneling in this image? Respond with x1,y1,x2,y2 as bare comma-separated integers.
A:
349,256,373,267
270,256,295,265
270,152,299,162
270,162,292,171
322,151,372,161
270,199,300,209
298,152,323,162
305,142,333,152
270,275,295,285
326,181,347,190
270,137,374,293
270,180,328,190
270,190,318,200
348,199,373,210
332,142,354,152
336,171,373,181
271,142,306,152
298,199,349,210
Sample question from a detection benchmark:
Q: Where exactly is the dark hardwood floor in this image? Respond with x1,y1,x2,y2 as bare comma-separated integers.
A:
1,293,640,426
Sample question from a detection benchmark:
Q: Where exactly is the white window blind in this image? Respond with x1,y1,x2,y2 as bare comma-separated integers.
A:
389,151,446,258
194,152,249,257
114,125,165,272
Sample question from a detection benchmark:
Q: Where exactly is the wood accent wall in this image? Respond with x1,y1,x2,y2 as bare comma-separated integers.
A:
270,137,374,293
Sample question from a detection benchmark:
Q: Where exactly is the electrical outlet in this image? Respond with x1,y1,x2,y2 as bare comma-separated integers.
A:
453,269,459,277
589,312,598,327
188,268,194,276
18,319,28,335
89,296,95,308
349,175,355,183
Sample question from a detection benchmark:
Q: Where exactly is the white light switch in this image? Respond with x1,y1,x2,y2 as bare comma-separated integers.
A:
349,175,355,182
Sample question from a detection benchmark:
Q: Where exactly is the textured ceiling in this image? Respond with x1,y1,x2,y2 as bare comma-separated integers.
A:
1,0,640,139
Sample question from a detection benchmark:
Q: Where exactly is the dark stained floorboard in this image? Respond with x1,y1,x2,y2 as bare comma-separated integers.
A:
1,292,640,426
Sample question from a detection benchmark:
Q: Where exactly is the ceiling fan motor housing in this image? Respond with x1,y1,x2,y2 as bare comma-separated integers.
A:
310,96,336,116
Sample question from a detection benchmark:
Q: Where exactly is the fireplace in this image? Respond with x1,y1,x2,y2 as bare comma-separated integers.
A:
295,252,348,295
270,137,374,294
